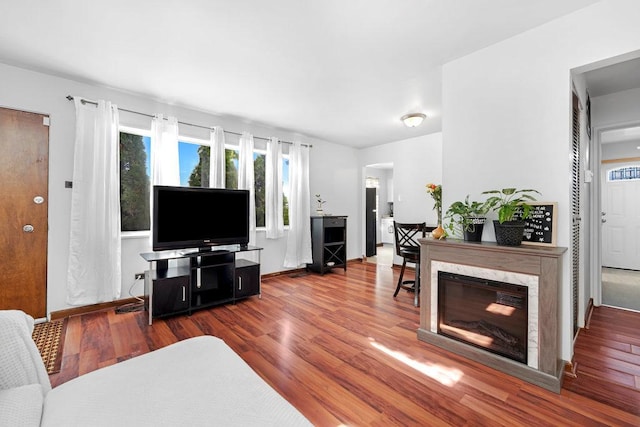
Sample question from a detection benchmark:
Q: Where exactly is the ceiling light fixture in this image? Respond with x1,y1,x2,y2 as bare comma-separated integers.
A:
401,113,426,127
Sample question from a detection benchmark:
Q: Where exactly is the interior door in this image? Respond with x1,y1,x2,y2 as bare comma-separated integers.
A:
365,187,377,257
0,107,49,318
601,162,640,270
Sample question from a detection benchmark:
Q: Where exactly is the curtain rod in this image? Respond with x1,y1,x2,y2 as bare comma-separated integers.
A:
65,95,311,147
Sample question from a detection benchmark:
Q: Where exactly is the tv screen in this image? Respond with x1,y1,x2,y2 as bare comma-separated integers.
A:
152,186,250,251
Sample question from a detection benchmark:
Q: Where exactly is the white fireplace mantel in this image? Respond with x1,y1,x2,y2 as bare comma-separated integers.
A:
417,238,567,393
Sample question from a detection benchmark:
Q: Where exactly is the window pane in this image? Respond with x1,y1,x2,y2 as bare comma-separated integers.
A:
254,153,265,227
226,148,239,189
120,132,150,231
179,142,210,187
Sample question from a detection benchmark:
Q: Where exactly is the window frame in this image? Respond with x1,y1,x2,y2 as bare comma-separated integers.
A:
120,126,152,237
119,126,289,235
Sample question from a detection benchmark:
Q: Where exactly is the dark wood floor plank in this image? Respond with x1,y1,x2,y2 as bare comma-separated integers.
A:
48,262,640,425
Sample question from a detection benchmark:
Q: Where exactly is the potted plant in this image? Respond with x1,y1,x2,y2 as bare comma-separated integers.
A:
444,195,489,242
482,188,540,246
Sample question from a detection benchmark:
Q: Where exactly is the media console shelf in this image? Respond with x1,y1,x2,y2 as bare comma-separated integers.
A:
141,245,262,325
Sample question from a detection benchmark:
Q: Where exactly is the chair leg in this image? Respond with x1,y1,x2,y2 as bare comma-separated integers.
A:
394,259,407,297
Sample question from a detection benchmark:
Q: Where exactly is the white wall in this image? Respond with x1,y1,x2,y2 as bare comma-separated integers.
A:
0,61,360,315
308,140,361,261
360,133,442,223
441,0,640,361
602,140,640,159
359,133,443,263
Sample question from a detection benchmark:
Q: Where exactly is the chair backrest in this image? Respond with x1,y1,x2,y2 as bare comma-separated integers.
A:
393,222,427,257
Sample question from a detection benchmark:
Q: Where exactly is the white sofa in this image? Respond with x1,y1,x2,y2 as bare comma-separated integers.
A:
0,310,311,426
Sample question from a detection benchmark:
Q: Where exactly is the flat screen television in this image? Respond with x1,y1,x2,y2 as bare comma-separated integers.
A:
152,185,250,251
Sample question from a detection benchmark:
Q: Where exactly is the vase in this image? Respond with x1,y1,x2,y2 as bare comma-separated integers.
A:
431,224,446,239
431,206,445,239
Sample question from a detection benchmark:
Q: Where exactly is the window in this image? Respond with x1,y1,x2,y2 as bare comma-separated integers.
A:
120,129,151,231
608,165,640,181
178,141,239,189
119,128,289,231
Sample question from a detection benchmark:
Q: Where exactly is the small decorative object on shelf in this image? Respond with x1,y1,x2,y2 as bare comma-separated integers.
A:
315,194,326,215
426,183,445,239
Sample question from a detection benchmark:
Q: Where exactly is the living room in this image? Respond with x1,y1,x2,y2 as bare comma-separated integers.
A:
2,1,640,425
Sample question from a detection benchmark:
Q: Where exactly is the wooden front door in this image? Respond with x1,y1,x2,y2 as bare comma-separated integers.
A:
0,107,49,318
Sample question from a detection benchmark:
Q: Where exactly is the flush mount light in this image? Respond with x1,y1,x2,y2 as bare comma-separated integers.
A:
401,113,426,127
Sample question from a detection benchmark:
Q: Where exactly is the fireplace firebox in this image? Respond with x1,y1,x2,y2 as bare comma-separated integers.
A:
438,271,528,364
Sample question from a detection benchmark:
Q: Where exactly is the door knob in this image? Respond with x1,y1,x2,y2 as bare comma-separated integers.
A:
602,218,607,223
601,211,606,216
23,224,34,233
33,196,45,204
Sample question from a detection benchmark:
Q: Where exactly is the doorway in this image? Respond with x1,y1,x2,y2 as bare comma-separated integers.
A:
579,53,640,313
0,107,49,318
363,163,394,265
365,187,377,257
598,128,640,311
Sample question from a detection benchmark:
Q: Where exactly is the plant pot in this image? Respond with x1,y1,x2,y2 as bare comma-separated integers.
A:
463,217,486,242
493,220,525,246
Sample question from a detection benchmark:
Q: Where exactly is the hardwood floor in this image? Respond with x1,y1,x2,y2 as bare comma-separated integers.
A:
50,262,640,426
563,306,640,416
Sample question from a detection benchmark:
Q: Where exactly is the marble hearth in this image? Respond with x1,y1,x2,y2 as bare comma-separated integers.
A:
417,238,567,393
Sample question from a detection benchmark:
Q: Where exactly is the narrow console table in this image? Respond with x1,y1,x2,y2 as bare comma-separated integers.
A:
141,245,262,325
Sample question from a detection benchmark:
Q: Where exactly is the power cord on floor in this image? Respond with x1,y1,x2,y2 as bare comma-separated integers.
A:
115,276,145,314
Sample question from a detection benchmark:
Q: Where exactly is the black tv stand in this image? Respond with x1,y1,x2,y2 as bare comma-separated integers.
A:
141,245,262,324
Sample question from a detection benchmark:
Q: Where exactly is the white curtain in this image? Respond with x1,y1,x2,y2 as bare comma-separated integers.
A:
238,132,256,245
151,115,180,186
284,142,312,267
209,126,225,188
67,98,121,305
265,137,284,239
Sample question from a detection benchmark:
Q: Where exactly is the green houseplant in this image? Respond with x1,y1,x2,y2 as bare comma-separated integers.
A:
482,188,540,246
444,195,489,241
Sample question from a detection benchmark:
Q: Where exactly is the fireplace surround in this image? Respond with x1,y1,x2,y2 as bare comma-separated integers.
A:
417,238,566,392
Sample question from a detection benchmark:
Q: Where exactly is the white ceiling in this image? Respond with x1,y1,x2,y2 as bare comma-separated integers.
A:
0,0,600,148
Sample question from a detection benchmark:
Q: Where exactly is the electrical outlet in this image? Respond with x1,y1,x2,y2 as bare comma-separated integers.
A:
134,273,145,280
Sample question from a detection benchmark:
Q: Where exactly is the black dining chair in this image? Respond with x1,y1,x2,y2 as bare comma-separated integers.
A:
393,222,434,306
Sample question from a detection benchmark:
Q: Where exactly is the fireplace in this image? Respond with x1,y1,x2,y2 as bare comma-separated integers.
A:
438,271,528,364
417,239,567,392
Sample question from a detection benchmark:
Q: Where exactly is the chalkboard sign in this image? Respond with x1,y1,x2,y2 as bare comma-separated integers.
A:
513,202,557,246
